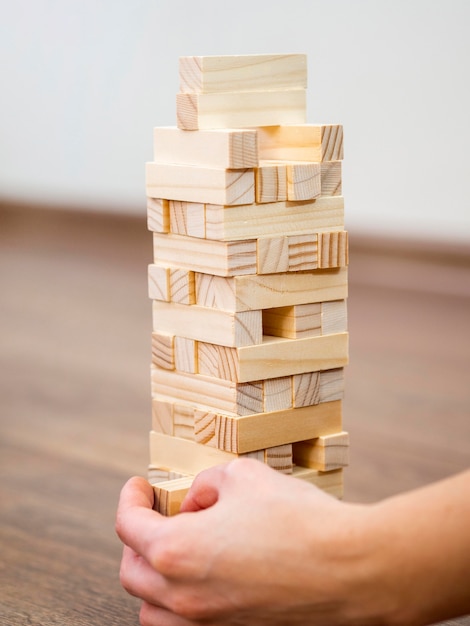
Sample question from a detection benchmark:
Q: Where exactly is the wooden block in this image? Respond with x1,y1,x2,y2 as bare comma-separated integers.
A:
191,400,342,453
147,197,170,233
262,303,321,339
174,336,197,373
256,237,289,274
176,91,306,131
287,234,318,271
318,231,349,269
146,162,254,206
153,233,257,277
265,444,293,474
321,161,342,196
318,368,345,403
173,404,195,441
151,332,174,370
293,431,349,471
263,376,292,412
153,477,195,516
197,342,239,381
255,162,287,203
151,398,173,435
179,54,307,93
322,300,348,335
153,126,258,169
292,467,344,498
150,431,238,475
169,268,195,305
204,196,344,241
148,467,190,484
169,201,205,238
153,301,262,348
293,369,345,408
195,268,348,312
148,264,170,301
151,367,263,416
286,162,321,201
237,333,349,382
257,124,344,162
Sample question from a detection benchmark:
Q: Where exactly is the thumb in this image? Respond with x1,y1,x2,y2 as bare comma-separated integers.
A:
179,462,232,513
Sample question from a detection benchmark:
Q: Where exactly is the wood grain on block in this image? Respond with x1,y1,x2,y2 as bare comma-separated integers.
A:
293,369,345,408
174,336,197,374
237,333,349,382
153,301,262,347
153,477,194,516
173,403,195,441
195,268,348,312
148,467,190,485
292,467,343,498
153,233,257,277
263,376,292,412
255,163,287,203
257,237,289,274
287,234,318,272
147,197,169,233
169,268,195,305
153,127,258,169
318,231,349,269
318,368,345,403
151,332,175,370
257,124,344,162
322,300,348,335
169,201,205,238
150,431,238,475
198,342,239,381
265,444,293,474
293,431,349,471
179,54,307,93
148,264,170,301
321,161,342,196
176,91,307,131
146,162,254,206
263,303,321,339
151,398,173,435
151,367,263,416
286,162,321,201
194,409,217,446
205,196,344,242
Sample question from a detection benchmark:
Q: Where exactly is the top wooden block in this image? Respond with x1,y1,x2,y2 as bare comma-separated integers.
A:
179,54,307,94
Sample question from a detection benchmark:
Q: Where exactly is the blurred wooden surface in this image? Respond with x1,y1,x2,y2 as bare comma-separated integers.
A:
1,204,469,625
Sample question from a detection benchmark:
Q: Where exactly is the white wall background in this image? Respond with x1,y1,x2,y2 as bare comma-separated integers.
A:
1,0,469,241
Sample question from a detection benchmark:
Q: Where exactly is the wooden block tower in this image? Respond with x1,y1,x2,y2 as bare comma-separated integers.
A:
146,54,349,515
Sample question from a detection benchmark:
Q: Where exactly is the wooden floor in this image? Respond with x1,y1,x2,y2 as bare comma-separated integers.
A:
1,204,469,625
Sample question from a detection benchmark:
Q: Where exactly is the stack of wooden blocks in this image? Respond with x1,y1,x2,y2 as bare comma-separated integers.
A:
146,54,349,516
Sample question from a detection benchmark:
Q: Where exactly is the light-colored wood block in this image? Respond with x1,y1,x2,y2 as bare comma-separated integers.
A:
169,201,205,238
256,237,289,274
148,264,170,301
318,231,349,269
195,268,348,312
321,161,342,196
169,268,195,305
255,162,287,203
194,409,217,446
293,431,349,471
286,162,321,201
257,124,343,162
241,450,265,462
174,336,197,374
292,467,344,498
287,234,318,271
153,127,258,169
322,300,348,335
151,398,173,435
148,466,189,484
151,367,263,416
146,162,254,206
147,197,170,233
153,476,195,516
179,54,307,94
237,333,349,382
173,403,195,441
153,233,257,277
150,431,238,475
293,369,345,408
263,376,292,412
197,342,239,381
153,301,262,348
265,444,293,474
176,90,306,131
262,303,321,339
319,368,345,403
151,332,174,370
204,196,344,241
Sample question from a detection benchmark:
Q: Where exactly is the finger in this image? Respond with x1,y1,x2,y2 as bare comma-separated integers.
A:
179,463,231,513
139,601,196,626
120,545,170,607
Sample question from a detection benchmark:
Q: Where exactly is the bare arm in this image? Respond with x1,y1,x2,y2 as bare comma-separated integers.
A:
115,459,470,626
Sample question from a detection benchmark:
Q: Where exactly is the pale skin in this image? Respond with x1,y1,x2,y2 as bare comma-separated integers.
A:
116,459,470,626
